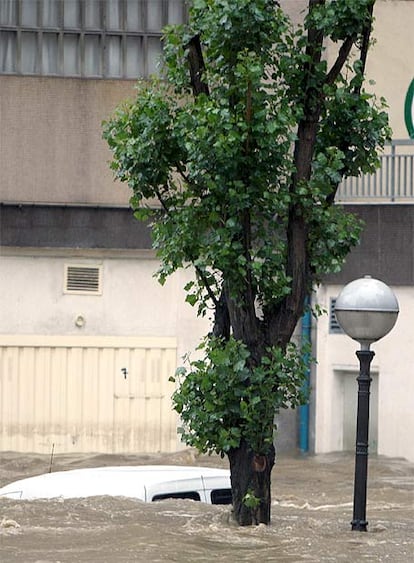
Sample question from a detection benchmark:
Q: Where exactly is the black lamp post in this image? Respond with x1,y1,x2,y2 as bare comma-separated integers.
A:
335,276,399,532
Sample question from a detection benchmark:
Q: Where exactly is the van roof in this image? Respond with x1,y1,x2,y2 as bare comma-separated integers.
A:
0,465,231,501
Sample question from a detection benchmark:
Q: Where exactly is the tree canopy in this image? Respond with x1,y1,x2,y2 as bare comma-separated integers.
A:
103,0,390,525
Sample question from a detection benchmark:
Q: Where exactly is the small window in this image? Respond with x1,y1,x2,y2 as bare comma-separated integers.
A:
21,0,38,27
210,488,233,505
63,1,80,28
0,1,17,26
151,491,201,502
21,32,38,74
0,31,16,72
63,34,80,75
330,298,344,334
64,264,102,295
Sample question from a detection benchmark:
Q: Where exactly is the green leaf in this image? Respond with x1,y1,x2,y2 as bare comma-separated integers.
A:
185,294,198,307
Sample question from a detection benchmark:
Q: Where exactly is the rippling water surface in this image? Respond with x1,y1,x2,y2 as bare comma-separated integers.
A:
1,451,413,562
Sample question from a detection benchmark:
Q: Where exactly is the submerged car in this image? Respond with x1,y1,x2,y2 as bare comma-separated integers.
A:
0,465,232,505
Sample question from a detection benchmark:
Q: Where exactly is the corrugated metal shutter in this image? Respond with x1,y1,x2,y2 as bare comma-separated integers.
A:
0,336,178,454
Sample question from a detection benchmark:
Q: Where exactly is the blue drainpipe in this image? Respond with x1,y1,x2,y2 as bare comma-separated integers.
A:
299,296,312,453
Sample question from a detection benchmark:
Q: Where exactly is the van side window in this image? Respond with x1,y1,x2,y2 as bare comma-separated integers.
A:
151,491,201,502
210,488,232,505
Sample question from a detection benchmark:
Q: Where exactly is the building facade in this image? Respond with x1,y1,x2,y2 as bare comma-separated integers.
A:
0,0,210,454
314,0,414,463
1,0,413,461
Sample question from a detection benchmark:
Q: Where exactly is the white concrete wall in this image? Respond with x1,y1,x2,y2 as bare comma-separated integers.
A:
314,284,414,463
0,249,210,364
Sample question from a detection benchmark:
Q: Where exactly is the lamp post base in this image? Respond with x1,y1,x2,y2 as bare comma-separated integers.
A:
351,519,368,532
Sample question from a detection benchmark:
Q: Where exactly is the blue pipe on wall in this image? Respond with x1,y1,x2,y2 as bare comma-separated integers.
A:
299,297,312,453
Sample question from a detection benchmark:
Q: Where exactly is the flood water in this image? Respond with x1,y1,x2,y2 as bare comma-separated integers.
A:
1,450,413,562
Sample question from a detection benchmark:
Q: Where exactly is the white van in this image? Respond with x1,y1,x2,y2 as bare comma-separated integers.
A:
0,465,232,505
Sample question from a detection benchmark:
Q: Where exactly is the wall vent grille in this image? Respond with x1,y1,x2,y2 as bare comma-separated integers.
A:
64,265,102,295
329,298,343,334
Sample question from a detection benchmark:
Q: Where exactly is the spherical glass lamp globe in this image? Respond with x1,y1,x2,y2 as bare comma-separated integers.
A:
335,276,399,350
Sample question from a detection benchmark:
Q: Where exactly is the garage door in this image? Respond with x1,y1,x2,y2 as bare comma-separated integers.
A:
0,335,178,454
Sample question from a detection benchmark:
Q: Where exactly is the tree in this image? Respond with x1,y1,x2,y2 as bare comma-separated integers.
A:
103,0,390,526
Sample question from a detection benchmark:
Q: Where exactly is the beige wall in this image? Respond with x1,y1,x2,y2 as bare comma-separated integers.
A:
280,0,307,25
368,1,414,138
0,77,135,205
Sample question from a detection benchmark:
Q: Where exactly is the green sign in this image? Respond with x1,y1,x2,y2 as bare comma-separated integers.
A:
405,79,414,139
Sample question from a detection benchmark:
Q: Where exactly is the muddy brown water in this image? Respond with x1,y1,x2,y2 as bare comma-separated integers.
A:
1,450,413,562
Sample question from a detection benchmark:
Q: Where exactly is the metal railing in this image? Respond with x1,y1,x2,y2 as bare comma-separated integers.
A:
336,139,414,202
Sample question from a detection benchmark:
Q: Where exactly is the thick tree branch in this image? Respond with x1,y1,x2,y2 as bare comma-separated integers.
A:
154,185,174,213
241,81,259,328
185,36,220,309
186,32,262,346
325,1,374,87
325,35,354,86
212,288,231,340
264,0,325,347
175,161,191,184
195,268,220,308
186,34,210,97
325,0,376,205
356,1,375,88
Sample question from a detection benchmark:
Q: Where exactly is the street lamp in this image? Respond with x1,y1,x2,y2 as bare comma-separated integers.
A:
335,276,399,532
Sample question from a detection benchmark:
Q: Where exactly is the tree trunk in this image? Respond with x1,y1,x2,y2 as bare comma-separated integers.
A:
228,439,276,526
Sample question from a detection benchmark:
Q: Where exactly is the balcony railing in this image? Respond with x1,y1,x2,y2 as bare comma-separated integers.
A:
336,139,414,203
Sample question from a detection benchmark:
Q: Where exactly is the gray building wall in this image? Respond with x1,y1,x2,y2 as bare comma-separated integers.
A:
324,204,414,287
0,204,152,249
